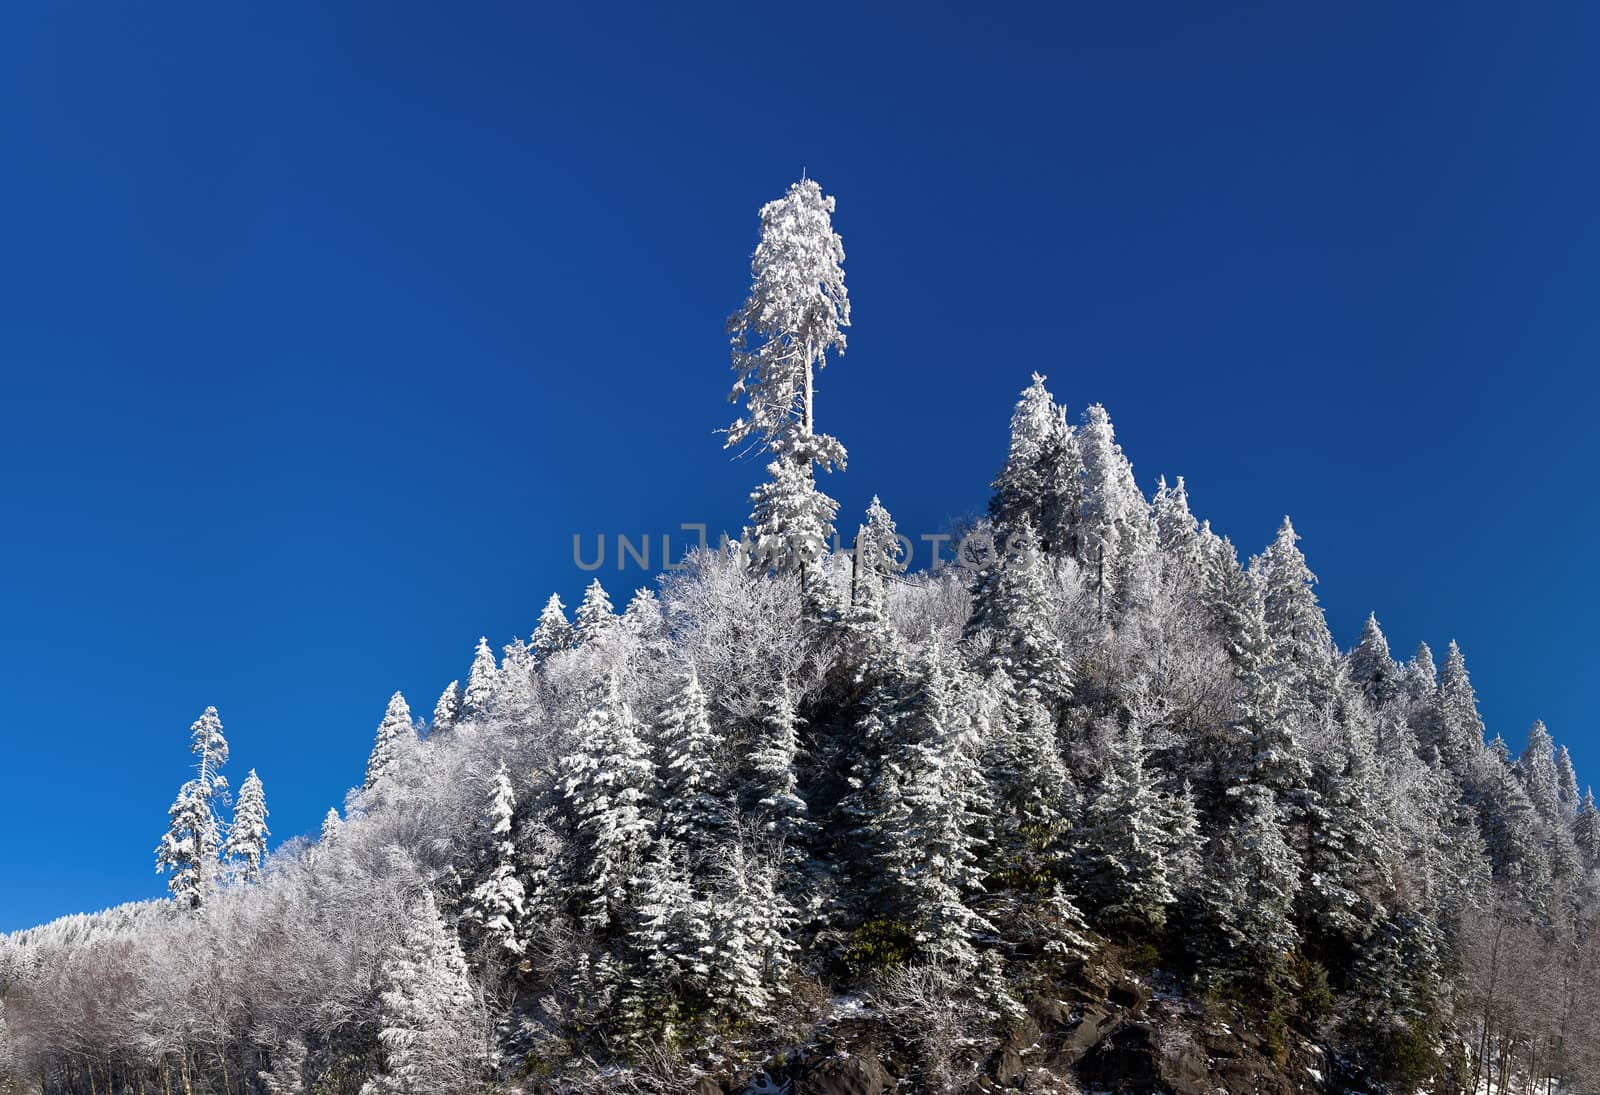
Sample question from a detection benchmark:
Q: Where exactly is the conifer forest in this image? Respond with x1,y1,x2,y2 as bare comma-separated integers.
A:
4,179,1598,1095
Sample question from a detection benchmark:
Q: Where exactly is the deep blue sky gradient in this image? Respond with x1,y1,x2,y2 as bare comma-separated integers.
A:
3,2,1599,930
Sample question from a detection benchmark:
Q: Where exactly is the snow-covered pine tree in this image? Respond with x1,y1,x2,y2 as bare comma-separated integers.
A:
1488,733,1512,767
1574,788,1600,870
1475,754,1552,904
431,680,463,736
726,178,850,592
1555,746,1581,819
964,518,1072,709
319,807,343,847
896,673,992,970
1434,640,1486,774
1074,721,1176,938
1518,720,1561,820
574,579,617,648
1198,528,1255,669
1251,517,1336,705
978,675,1076,896
656,669,726,860
1196,782,1302,993
364,692,417,792
747,680,809,844
1151,474,1200,563
1347,613,1400,708
1158,780,1203,899
704,835,799,1016
224,769,270,884
1297,754,1389,961
616,836,703,1044
464,763,527,960
1212,590,1314,819
497,638,537,723
850,495,905,618
362,889,487,1095
558,678,657,934
461,637,499,722
848,644,991,968
155,706,231,910
1076,403,1149,575
621,587,667,649
990,373,1080,556
531,593,575,660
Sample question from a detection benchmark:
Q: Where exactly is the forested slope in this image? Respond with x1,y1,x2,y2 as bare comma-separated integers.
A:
2,180,1597,1095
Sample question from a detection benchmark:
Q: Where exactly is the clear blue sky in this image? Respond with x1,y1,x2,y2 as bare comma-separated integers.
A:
3,2,1598,931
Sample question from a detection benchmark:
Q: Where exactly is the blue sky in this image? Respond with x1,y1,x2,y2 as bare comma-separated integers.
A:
2,2,1598,930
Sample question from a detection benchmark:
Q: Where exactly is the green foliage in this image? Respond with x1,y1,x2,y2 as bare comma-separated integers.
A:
1345,1018,1439,1089
845,918,917,970
1295,957,1334,1026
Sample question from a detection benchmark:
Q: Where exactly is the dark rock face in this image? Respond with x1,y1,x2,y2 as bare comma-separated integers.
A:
789,1053,893,1095
731,972,1334,1095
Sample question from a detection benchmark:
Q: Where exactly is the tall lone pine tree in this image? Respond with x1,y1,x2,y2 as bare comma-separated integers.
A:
727,177,851,591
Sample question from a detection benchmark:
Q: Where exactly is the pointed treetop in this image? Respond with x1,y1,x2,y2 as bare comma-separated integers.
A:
1410,641,1437,683
364,692,417,791
575,579,618,645
320,808,343,844
461,637,500,719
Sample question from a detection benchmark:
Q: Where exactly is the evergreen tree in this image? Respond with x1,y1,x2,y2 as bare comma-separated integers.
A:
726,178,851,589
461,637,499,722
1476,754,1552,902
1347,613,1400,707
1555,746,1581,819
1574,788,1600,871
1151,474,1200,562
574,579,618,647
1075,722,1177,937
559,679,657,934
362,890,486,1095
531,592,575,659
1434,640,1486,773
990,373,1080,555
747,681,809,843
431,681,463,736
617,837,703,1042
1519,720,1561,820
225,769,270,884
656,670,726,859
155,706,231,910
1298,756,1387,960
1251,516,1336,701
704,837,799,1013
849,645,991,967
1076,402,1149,573
464,763,526,959
1199,528,1254,667
964,518,1071,707
364,692,417,792
320,807,343,847
979,675,1076,894
621,587,667,649
1197,783,1301,992
850,495,905,617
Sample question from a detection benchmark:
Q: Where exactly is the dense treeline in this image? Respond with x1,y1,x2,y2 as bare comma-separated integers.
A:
2,180,1597,1095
